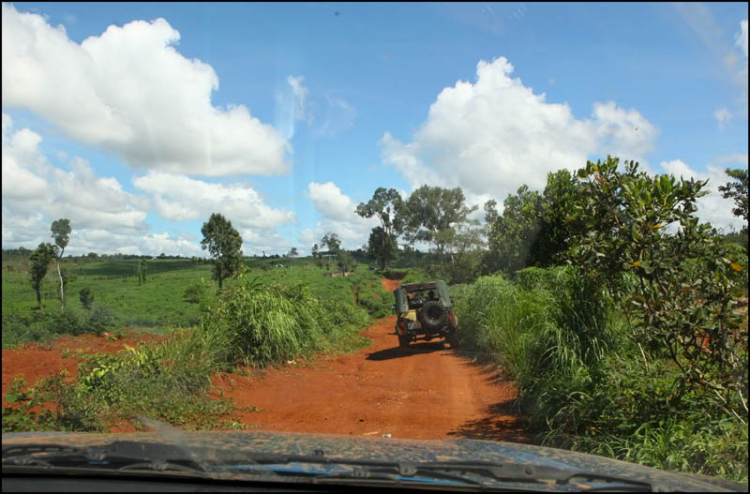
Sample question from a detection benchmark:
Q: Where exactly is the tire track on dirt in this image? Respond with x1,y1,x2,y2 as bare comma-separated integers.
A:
212,316,527,441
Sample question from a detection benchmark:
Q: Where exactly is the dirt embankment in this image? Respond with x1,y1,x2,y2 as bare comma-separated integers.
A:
380,278,401,293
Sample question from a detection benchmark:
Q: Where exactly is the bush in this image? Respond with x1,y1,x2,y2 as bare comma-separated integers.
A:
183,283,204,304
87,305,116,335
200,273,370,367
79,287,94,310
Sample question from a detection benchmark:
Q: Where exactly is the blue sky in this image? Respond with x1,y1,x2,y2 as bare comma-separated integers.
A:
2,2,747,257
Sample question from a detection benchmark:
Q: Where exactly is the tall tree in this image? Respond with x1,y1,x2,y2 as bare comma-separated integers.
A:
367,227,398,270
403,185,476,255
321,232,341,270
312,243,322,268
356,188,404,270
29,243,56,309
481,185,543,276
321,232,341,253
201,213,243,289
719,168,748,224
50,219,71,311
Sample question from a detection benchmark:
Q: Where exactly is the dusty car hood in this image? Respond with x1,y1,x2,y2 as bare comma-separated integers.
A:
2,430,746,491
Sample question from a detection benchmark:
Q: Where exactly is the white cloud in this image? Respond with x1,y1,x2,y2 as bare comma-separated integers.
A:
380,56,659,208
1,3,290,177
132,172,296,230
737,19,748,59
275,75,312,140
2,114,149,236
307,181,379,249
714,107,733,130
659,158,747,232
298,228,316,249
307,181,357,221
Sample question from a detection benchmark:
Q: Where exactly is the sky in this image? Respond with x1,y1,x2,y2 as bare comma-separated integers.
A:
2,2,748,257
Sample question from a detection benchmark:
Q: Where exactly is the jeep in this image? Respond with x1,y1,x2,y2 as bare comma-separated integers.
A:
393,280,459,348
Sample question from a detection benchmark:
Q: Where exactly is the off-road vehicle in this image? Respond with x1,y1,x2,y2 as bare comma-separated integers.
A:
393,280,459,348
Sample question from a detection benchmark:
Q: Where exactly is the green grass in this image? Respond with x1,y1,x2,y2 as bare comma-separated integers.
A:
2,269,374,433
453,266,748,482
2,257,395,348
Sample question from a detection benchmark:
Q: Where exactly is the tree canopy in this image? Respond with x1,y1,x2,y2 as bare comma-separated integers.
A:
201,213,243,289
403,185,476,255
356,187,404,270
29,242,57,308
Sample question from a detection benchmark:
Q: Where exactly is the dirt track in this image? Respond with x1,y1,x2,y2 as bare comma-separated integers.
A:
212,316,526,441
3,279,525,441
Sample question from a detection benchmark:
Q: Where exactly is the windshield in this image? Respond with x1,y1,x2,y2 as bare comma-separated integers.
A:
2,1,748,489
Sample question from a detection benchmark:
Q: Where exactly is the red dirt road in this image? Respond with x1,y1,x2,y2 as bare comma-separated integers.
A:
213,317,526,442
2,332,167,408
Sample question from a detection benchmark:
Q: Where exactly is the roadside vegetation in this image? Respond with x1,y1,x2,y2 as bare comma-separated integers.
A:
2,156,747,481
453,158,748,481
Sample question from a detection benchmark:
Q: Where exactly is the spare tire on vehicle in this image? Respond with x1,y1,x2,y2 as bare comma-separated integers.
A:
420,300,447,331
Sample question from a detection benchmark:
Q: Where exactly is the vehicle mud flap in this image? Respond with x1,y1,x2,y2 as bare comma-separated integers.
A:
398,334,409,348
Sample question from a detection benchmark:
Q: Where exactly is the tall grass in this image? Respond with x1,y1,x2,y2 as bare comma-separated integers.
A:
454,266,748,481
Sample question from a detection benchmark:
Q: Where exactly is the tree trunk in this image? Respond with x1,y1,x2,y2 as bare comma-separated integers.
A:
35,286,42,308
56,257,65,312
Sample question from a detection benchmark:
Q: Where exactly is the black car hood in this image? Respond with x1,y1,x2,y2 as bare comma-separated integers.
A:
2,429,746,491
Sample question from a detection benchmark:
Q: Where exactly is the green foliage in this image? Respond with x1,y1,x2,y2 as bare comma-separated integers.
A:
137,258,148,285
403,185,477,255
29,242,56,308
719,168,748,223
183,283,205,304
481,170,584,277
367,226,398,270
337,250,355,271
201,213,243,289
79,287,94,310
321,232,341,254
50,219,72,311
569,157,747,406
201,271,370,367
456,266,748,481
482,185,543,275
357,188,405,270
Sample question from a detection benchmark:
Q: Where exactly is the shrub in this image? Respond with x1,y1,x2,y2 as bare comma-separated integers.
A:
79,287,94,310
183,283,204,304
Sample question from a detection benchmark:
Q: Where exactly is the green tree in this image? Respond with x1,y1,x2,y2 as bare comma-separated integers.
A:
719,168,749,223
50,219,71,311
533,169,586,266
137,258,148,285
403,185,476,256
569,157,746,408
312,243,322,268
321,232,341,269
482,185,543,276
356,188,405,270
79,287,94,310
719,168,748,250
337,250,355,271
201,213,243,290
367,227,398,270
29,243,56,309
